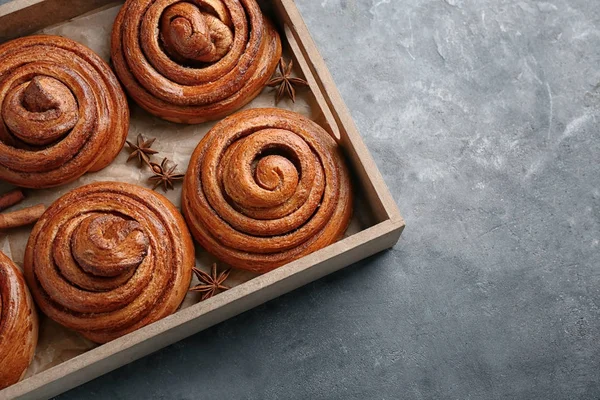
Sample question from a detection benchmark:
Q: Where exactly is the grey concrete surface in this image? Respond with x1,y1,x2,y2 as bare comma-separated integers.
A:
2,0,600,399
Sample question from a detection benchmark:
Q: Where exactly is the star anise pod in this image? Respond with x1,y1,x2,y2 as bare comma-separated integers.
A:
266,58,309,104
148,158,185,192
190,263,231,301
126,134,158,167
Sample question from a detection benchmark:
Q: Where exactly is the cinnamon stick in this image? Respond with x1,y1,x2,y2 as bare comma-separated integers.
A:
0,189,25,212
0,204,46,230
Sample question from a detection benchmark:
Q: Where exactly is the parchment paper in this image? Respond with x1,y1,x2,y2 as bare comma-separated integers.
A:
0,4,369,379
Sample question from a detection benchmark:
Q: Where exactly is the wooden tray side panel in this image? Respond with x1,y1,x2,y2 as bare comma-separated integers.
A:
0,0,115,42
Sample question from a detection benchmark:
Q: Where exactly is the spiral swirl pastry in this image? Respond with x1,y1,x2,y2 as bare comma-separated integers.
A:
0,35,129,189
111,0,282,124
0,251,38,390
182,108,353,273
24,182,194,343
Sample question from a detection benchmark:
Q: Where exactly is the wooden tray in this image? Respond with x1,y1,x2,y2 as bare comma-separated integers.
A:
0,1,405,398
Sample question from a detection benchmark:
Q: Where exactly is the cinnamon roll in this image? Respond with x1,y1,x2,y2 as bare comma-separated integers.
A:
182,108,353,273
0,251,38,390
111,0,282,124
24,182,194,343
0,35,129,188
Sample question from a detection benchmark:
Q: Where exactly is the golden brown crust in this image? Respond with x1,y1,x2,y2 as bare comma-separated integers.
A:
0,251,38,390
24,182,194,343
182,108,353,273
0,35,129,189
111,0,282,124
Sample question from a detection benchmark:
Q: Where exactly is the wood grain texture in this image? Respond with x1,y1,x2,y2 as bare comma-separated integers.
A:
0,251,38,390
23,182,195,343
0,0,114,43
0,35,129,188
110,0,282,124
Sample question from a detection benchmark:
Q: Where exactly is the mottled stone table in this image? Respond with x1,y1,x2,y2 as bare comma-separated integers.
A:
2,0,600,399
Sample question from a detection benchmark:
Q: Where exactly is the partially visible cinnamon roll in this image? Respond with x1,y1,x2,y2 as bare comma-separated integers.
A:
0,35,129,188
0,251,38,390
111,0,282,124
24,182,194,343
182,108,353,273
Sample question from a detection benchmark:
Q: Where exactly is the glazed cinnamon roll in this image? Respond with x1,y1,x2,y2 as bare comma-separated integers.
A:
111,0,282,124
0,251,38,390
24,182,194,343
0,35,129,188
182,108,353,273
